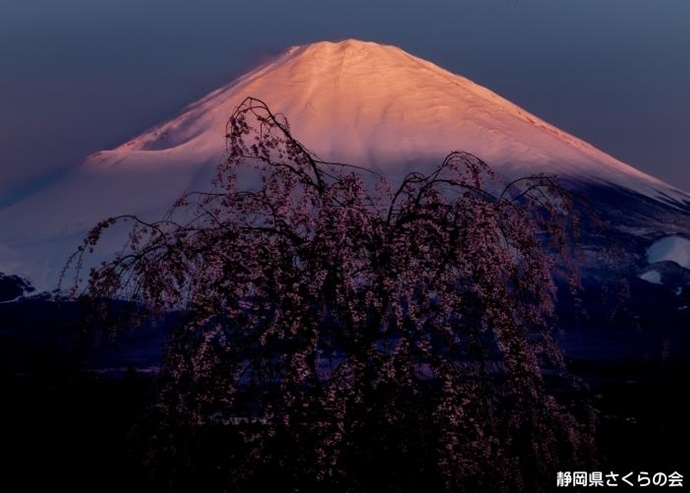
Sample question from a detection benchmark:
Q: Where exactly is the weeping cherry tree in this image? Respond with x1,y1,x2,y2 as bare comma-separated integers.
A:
65,97,595,492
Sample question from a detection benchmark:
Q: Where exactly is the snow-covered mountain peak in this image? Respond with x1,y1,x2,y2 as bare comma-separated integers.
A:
2,39,690,291
87,39,686,203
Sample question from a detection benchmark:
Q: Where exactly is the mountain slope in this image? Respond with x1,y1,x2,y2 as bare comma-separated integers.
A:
1,39,689,291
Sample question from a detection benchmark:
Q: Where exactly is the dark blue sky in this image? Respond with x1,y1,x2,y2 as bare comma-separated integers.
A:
1,0,689,197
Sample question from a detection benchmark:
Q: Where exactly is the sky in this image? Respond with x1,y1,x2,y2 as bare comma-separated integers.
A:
1,0,689,200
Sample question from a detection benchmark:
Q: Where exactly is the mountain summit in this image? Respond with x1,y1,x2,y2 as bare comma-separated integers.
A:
1,39,689,290
90,39,687,201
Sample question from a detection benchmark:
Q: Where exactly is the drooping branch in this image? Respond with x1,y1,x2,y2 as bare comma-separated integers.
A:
62,96,597,493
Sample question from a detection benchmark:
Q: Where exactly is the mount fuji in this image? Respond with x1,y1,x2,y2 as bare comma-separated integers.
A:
2,39,690,295
5,40,690,492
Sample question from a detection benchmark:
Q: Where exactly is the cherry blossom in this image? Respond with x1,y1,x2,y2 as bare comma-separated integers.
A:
65,97,595,492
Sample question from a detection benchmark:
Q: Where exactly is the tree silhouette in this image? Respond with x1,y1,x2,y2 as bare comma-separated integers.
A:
65,97,594,492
